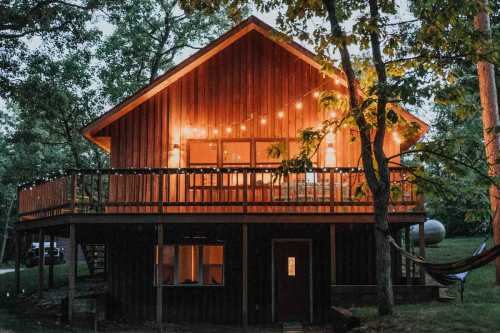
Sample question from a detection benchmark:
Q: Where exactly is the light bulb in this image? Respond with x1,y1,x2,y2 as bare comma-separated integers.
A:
313,91,320,99
260,117,267,125
213,128,219,135
277,111,285,119
240,124,247,131
226,127,232,134
295,101,303,110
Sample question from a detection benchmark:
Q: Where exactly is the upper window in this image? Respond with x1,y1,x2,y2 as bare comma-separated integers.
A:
188,141,218,167
255,140,284,167
155,244,224,286
222,141,251,167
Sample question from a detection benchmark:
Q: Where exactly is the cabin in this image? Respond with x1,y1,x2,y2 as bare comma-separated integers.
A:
15,16,433,326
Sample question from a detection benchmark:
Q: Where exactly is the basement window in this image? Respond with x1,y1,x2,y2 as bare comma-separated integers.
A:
155,244,224,286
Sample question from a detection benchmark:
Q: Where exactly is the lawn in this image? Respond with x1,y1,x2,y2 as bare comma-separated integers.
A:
0,262,90,333
0,238,498,332
353,237,500,333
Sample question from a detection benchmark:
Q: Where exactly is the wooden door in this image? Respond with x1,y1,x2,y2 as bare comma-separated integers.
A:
274,240,311,322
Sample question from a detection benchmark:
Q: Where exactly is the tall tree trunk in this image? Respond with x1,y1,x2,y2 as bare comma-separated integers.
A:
0,197,15,263
367,0,394,315
475,0,500,285
323,0,394,315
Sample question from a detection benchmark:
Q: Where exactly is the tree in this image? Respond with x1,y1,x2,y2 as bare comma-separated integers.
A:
98,0,234,103
0,0,107,97
182,0,499,315
474,0,500,284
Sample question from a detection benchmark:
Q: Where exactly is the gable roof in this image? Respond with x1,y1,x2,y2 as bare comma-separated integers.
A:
82,15,428,152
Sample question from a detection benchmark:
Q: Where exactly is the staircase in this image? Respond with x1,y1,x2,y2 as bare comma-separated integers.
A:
82,243,106,275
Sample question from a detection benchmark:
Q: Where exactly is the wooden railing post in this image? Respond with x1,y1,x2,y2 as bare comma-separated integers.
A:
158,170,164,214
329,169,335,213
243,170,248,213
97,171,103,212
48,234,55,289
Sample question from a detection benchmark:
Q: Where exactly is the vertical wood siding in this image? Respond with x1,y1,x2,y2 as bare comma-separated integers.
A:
101,30,400,170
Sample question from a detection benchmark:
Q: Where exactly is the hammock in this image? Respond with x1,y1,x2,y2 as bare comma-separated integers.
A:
388,236,500,287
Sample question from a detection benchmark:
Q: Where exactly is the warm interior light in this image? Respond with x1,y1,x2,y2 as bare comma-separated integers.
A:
169,144,181,168
295,101,303,110
240,124,247,131
329,111,337,118
325,146,336,167
277,110,285,119
326,130,335,145
392,131,402,144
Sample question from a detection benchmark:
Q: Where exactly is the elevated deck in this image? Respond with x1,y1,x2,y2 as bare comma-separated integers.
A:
18,167,424,226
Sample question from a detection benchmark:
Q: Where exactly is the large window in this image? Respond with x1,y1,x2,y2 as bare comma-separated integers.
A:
155,244,224,286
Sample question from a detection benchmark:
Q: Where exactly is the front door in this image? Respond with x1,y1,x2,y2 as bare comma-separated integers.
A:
274,240,311,322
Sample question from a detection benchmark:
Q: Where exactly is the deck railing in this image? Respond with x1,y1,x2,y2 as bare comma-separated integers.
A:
18,167,423,220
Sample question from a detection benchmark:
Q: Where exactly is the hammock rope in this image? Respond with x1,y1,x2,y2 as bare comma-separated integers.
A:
388,235,500,284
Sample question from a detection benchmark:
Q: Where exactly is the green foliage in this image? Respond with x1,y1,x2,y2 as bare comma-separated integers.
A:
98,0,234,103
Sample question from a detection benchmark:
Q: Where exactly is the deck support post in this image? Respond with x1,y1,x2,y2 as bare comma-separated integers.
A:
242,224,248,327
15,231,21,295
156,224,164,326
38,228,44,299
330,224,336,285
68,224,76,322
418,222,426,284
404,226,411,285
48,233,55,289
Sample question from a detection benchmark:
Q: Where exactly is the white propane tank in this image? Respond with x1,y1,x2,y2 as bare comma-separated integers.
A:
410,219,446,245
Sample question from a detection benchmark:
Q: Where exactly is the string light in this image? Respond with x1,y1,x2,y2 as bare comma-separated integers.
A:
240,124,247,131
313,91,320,99
213,128,219,135
329,111,337,118
225,127,232,134
277,110,285,119
295,101,303,110
260,117,267,125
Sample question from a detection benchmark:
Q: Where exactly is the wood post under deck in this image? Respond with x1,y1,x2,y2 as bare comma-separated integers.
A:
242,224,248,326
404,226,411,285
38,228,44,299
156,224,164,325
15,231,21,295
68,224,76,322
330,224,336,285
48,234,55,289
418,222,426,284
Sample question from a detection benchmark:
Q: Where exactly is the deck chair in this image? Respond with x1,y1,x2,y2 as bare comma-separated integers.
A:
446,241,487,302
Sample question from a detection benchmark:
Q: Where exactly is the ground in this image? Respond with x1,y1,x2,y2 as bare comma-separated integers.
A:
0,237,498,332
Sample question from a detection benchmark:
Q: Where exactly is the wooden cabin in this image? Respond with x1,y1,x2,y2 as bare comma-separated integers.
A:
15,16,433,326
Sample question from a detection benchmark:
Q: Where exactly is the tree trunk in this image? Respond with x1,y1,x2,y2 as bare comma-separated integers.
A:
323,0,394,315
474,0,500,285
374,194,394,314
0,196,15,263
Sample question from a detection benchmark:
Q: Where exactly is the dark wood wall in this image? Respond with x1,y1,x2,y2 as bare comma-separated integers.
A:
106,224,243,324
99,30,400,169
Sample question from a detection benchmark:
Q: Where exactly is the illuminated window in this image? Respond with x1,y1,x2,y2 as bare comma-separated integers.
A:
188,141,218,167
178,245,199,284
203,245,224,285
222,141,251,167
155,244,224,286
288,257,296,276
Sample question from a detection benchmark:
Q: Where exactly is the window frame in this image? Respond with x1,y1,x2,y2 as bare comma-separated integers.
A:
155,243,225,287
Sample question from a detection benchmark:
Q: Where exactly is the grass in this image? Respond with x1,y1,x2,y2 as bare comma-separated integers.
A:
353,237,500,333
0,262,90,333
